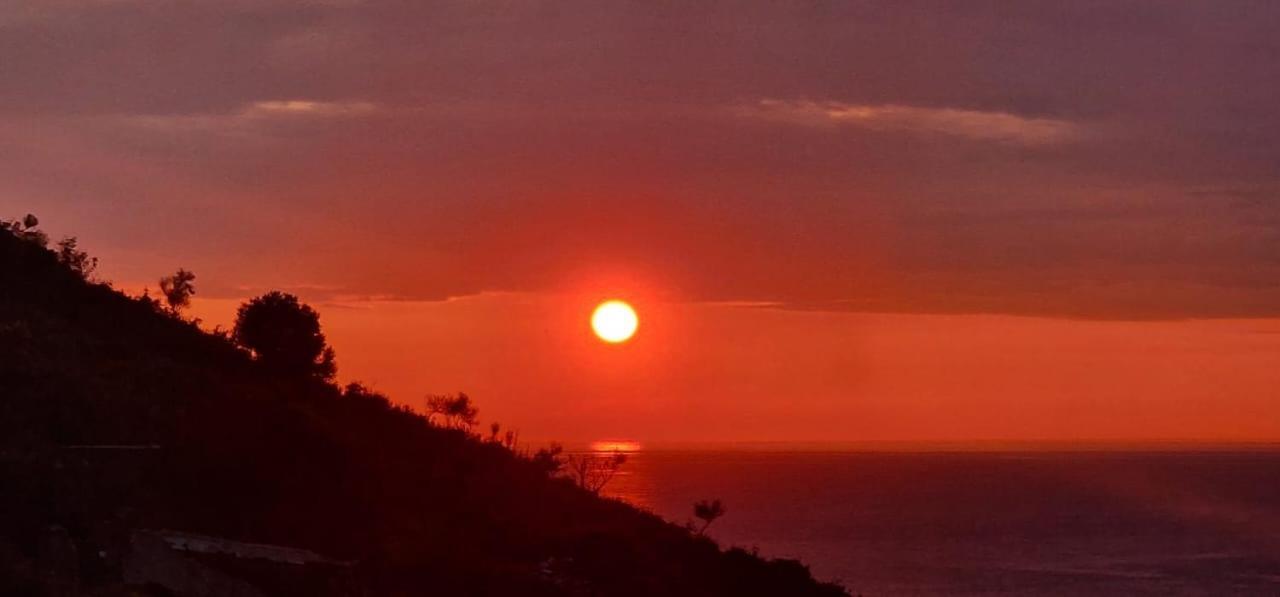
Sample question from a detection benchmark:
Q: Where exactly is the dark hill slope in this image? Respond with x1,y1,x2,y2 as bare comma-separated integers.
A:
0,229,849,597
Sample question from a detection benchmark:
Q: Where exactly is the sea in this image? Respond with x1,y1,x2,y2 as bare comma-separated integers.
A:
599,447,1280,596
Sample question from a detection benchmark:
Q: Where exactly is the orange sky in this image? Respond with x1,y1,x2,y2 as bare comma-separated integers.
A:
180,293,1280,444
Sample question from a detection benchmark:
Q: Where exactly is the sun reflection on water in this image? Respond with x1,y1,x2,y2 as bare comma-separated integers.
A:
587,440,650,510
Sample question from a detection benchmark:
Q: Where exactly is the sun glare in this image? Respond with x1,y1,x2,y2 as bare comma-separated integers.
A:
590,440,642,453
591,300,638,343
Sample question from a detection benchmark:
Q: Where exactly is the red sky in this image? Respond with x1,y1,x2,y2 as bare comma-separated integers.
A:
6,2,1280,443
176,294,1280,444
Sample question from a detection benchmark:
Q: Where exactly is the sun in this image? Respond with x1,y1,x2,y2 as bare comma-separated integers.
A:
591,300,638,343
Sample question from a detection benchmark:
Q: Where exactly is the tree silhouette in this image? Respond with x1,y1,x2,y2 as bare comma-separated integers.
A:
566,451,627,494
158,268,196,314
55,237,97,280
693,499,726,535
233,291,336,379
425,393,479,430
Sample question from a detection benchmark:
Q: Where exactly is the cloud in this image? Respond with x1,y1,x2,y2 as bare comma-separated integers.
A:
244,100,377,118
740,100,1084,145
6,1,1280,320
121,99,380,135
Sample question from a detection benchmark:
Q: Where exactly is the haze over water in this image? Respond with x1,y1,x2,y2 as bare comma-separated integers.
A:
603,447,1280,596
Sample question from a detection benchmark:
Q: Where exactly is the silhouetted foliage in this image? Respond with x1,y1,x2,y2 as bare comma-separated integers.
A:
136,287,163,312
233,291,336,380
158,268,196,314
55,236,97,280
531,443,566,476
342,381,381,400
0,224,851,597
567,451,628,494
486,422,522,451
693,499,726,535
0,213,48,247
425,392,480,430
502,428,520,450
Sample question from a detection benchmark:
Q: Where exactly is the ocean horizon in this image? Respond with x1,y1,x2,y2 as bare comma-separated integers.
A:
573,440,1280,453
600,447,1280,596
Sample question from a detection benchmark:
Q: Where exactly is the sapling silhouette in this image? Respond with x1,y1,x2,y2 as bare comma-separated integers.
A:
484,422,522,450
693,499,726,535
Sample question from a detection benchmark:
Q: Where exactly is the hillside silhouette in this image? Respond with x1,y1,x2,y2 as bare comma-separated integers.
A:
0,224,849,596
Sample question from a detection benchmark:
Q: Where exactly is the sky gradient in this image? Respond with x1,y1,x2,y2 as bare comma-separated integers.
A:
5,1,1280,442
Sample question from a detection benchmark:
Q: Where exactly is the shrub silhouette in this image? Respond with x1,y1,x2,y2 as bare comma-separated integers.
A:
158,268,196,314
0,213,48,247
233,291,336,379
531,442,566,475
55,237,97,280
425,392,480,430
